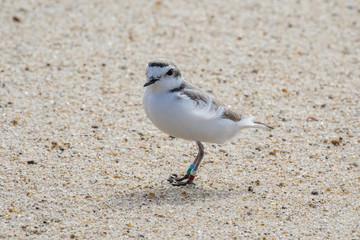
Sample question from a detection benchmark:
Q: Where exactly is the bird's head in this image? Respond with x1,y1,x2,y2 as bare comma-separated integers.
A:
144,59,183,91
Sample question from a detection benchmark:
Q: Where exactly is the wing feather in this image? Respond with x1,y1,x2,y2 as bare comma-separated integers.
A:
177,82,242,121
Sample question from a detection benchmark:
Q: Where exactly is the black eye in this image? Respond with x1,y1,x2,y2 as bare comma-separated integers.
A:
166,69,174,76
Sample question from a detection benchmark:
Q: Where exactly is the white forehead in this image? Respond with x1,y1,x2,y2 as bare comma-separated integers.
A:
146,65,171,77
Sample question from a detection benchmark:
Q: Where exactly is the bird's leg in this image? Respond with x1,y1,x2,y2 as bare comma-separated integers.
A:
168,141,204,186
167,158,196,183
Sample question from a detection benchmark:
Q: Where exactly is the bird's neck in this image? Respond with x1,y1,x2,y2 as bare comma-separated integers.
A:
150,77,184,93
169,82,186,92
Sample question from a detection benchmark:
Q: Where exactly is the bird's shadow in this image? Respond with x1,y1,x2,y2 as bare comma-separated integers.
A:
102,180,248,212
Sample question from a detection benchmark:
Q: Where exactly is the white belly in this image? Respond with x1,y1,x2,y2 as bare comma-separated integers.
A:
143,91,240,144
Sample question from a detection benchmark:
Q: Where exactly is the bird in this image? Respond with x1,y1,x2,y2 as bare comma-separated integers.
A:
143,59,273,186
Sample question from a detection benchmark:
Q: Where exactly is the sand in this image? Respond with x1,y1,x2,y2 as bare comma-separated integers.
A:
1,0,359,239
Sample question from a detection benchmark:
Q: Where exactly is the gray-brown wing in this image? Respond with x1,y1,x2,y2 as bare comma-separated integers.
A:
181,84,243,122
222,108,242,122
182,88,221,111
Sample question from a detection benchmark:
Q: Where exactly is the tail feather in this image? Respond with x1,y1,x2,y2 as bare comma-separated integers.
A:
239,116,273,130
253,121,274,129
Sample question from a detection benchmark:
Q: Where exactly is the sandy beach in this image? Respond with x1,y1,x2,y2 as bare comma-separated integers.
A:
1,0,359,239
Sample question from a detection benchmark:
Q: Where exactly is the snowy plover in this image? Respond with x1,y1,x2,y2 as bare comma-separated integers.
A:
143,59,273,186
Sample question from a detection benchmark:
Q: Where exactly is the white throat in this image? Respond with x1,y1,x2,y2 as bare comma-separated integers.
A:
146,68,184,92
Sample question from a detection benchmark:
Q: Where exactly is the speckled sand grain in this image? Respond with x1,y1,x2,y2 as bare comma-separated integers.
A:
1,0,360,239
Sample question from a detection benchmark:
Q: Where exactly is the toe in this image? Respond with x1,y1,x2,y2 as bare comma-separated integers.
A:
171,180,194,186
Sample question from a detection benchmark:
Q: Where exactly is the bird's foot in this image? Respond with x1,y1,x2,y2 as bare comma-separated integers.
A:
171,179,194,186
167,174,195,186
167,174,188,183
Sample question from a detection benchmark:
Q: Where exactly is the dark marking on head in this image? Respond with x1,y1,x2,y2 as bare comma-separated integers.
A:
148,59,176,68
172,68,181,77
148,61,169,68
148,59,182,78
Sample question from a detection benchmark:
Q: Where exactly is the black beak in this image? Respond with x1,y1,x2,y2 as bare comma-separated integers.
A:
144,77,160,87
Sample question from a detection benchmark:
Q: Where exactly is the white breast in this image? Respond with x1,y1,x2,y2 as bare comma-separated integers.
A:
143,90,191,139
143,90,241,144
